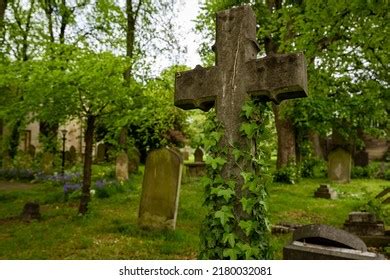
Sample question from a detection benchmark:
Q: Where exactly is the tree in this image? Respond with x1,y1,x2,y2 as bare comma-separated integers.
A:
24,49,132,214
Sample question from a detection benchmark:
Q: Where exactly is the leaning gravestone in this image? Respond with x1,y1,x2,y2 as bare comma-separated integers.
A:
138,147,183,230
115,151,128,181
174,5,308,243
328,147,351,183
283,224,384,260
41,152,54,175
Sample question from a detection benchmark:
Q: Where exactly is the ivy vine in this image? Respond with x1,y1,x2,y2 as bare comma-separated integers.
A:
199,99,274,260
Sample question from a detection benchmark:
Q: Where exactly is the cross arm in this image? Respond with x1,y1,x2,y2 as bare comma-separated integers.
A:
246,53,308,104
174,65,218,112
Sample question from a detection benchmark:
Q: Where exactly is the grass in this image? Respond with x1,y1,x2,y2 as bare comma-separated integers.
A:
0,167,389,260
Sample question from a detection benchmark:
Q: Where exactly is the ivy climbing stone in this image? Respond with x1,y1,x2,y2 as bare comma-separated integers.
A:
174,5,308,259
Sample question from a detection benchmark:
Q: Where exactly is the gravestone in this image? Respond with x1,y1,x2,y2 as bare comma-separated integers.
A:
283,224,384,260
194,148,204,162
96,143,106,163
21,202,41,221
41,152,54,175
115,151,128,181
343,212,385,236
314,184,337,199
138,147,183,230
175,5,307,233
186,147,206,177
69,145,77,164
328,147,351,183
128,147,140,174
354,150,369,167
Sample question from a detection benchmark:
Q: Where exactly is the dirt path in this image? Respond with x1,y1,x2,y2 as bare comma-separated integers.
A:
0,180,37,191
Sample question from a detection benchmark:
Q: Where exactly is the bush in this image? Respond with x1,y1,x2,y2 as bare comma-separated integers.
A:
300,158,327,178
351,163,380,179
273,164,300,184
0,168,35,181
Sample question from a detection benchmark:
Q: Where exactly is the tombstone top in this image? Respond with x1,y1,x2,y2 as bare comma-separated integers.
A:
293,224,367,252
194,147,204,162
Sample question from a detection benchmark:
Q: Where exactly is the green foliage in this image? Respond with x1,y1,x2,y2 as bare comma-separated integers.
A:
300,157,327,178
199,100,273,260
273,162,300,184
351,163,381,179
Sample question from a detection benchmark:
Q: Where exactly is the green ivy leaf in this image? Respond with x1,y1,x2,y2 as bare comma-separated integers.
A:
211,187,235,201
242,101,254,118
206,156,227,170
223,248,238,260
240,172,252,184
241,197,255,213
240,122,257,138
239,220,254,236
222,232,236,248
214,206,234,226
232,148,242,161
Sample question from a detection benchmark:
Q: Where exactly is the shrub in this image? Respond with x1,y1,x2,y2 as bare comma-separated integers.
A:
300,158,327,178
273,163,300,184
351,163,380,179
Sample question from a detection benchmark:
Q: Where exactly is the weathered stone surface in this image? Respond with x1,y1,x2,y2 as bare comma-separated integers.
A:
314,184,337,199
354,150,369,167
21,202,41,221
185,162,206,177
283,241,384,260
138,147,183,230
96,143,106,163
115,151,128,181
328,148,351,183
174,6,308,231
194,147,204,162
344,212,385,236
292,224,367,251
41,152,54,175
283,224,385,260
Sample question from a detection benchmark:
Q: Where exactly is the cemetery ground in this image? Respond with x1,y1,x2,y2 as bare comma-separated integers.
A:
0,164,389,260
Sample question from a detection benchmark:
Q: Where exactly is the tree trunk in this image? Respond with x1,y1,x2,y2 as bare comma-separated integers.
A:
265,0,297,170
0,0,7,31
124,0,141,81
309,130,324,159
78,115,95,215
8,120,21,159
273,103,296,169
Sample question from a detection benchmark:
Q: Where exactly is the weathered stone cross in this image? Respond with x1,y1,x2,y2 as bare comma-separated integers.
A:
175,5,307,214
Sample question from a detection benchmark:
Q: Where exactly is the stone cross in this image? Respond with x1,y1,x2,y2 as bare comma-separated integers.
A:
175,6,307,205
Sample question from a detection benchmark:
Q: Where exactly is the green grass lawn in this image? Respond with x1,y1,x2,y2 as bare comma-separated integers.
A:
0,169,389,260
